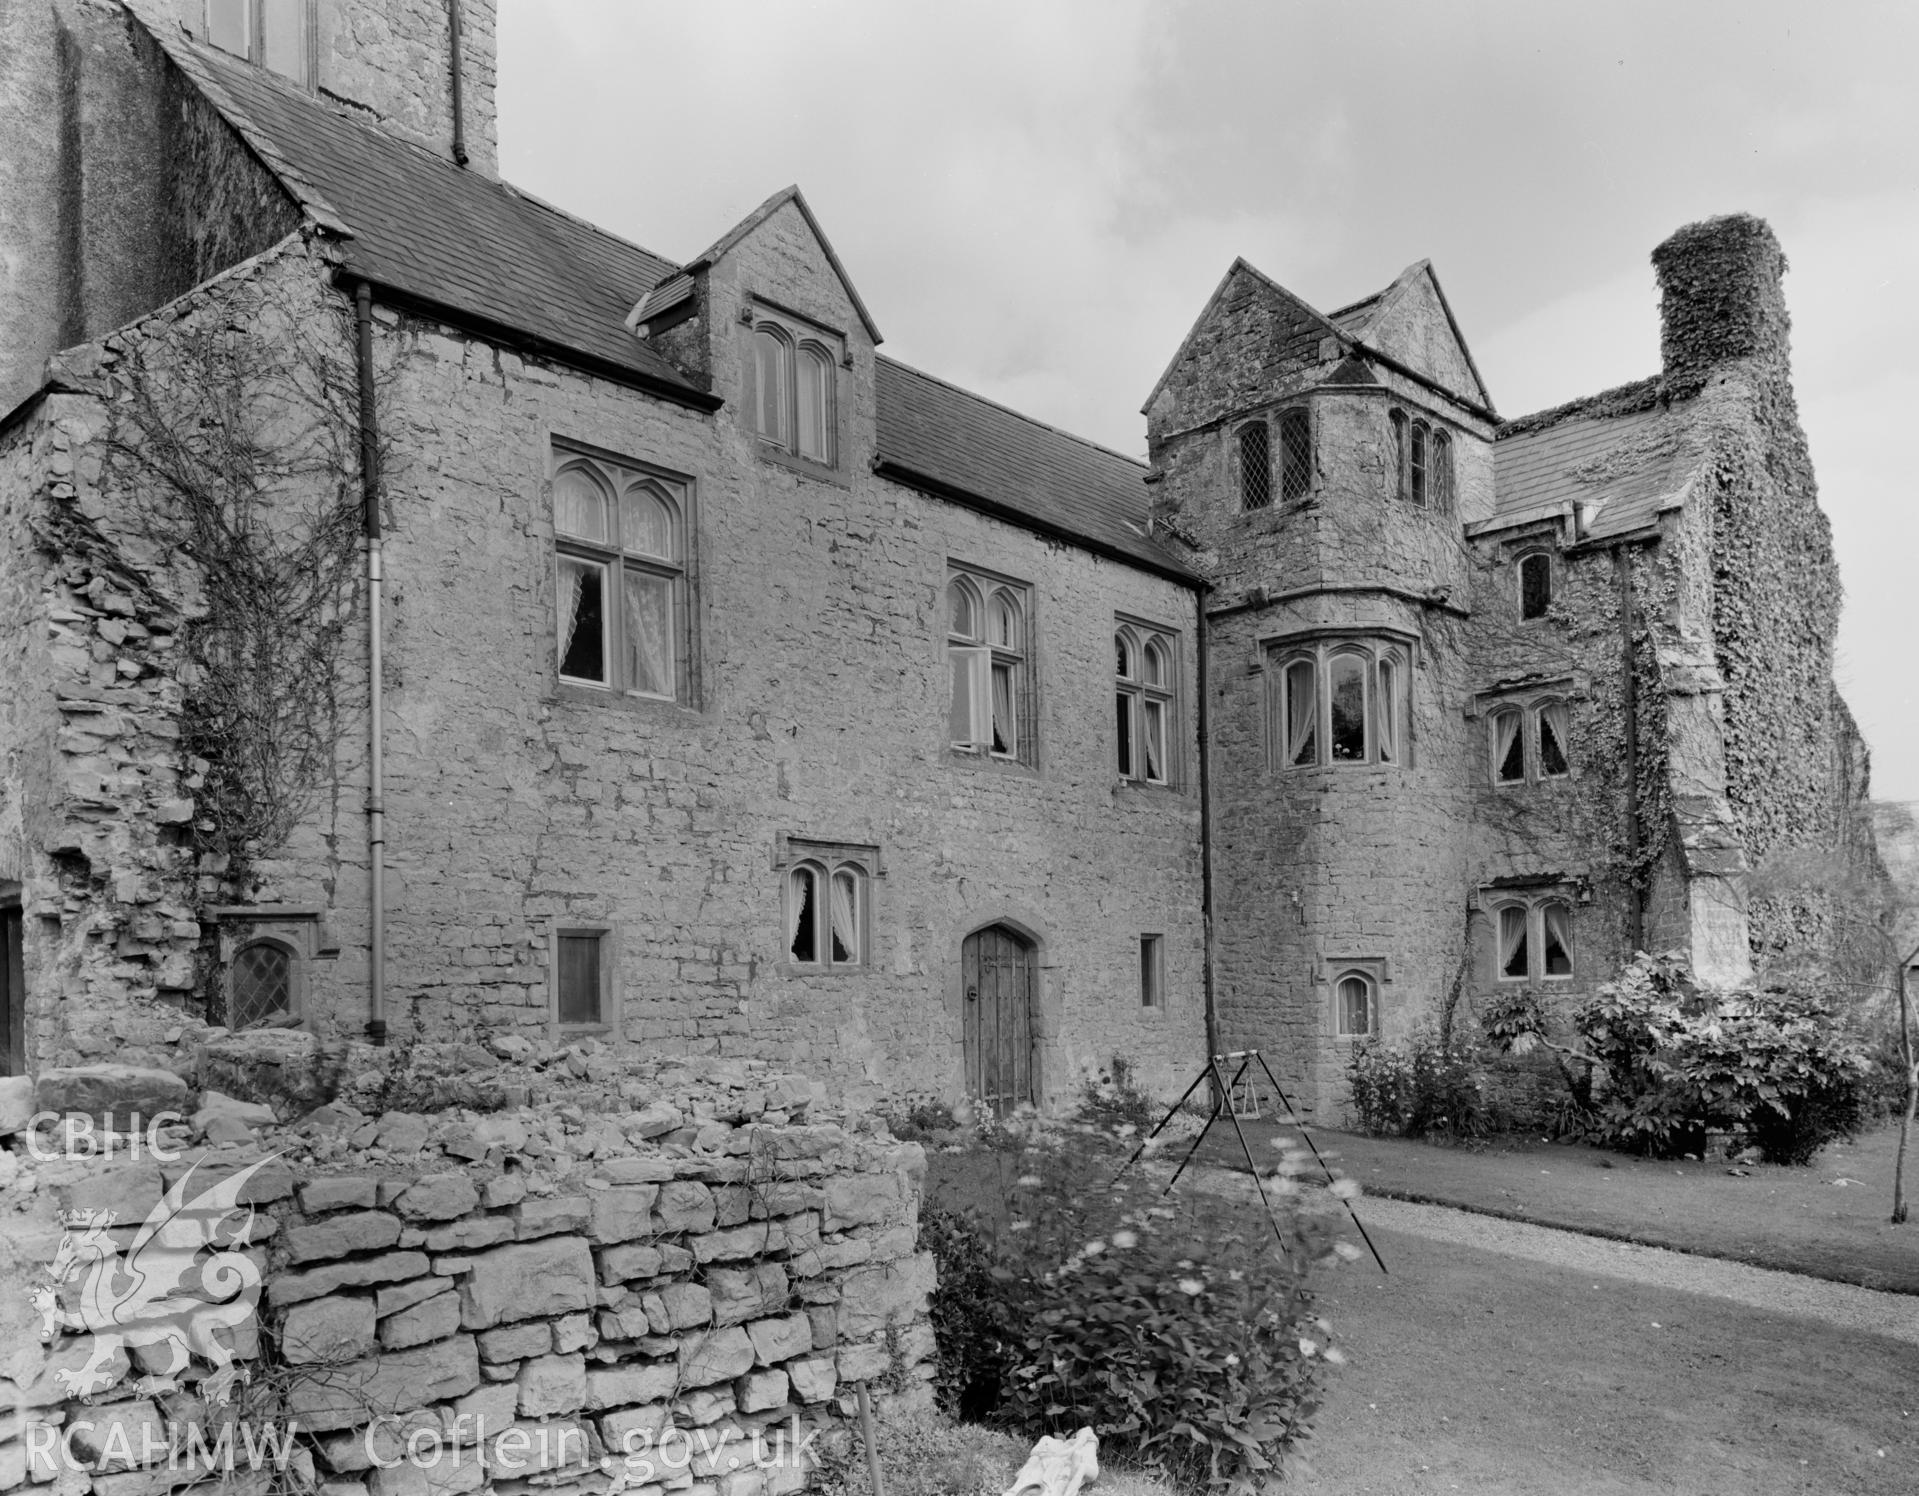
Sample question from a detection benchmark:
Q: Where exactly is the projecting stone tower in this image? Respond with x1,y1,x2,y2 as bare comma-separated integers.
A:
1143,257,1499,1116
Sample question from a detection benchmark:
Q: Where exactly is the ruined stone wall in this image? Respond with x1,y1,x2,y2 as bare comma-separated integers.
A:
0,389,209,1074
4,1049,931,1496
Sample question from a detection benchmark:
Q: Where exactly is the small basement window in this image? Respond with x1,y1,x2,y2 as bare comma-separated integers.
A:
229,940,295,1029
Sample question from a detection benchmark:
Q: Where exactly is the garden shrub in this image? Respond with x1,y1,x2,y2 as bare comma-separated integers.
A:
920,1121,1348,1493
1344,1027,1487,1139
1491,952,1876,1162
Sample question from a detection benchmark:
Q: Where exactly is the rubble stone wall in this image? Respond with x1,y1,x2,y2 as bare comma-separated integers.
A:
4,1049,932,1496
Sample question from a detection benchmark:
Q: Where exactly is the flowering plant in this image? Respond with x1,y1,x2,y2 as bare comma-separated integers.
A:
929,1120,1349,1493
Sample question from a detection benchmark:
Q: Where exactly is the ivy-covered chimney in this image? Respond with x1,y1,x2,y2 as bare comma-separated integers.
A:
1651,213,1790,397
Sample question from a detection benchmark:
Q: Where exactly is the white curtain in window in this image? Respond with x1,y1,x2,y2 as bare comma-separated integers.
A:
1498,906,1529,978
1285,660,1316,765
787,868,812,959
1144,698,1165,781
991,594,1018,649
621,486,674,558
949,646,985,745
558,557,592,669
755,330,787,441
949,579,977,639
1493,709,1523,781
1539,700,1571,775
797,348,830,461
555,468,608,542
829,869,859,964
991,661,1016,754
624,570,674,697
1377,658,1399,763
1143,639,1166,688
1339,975,1370,1035
1542,902,1574,976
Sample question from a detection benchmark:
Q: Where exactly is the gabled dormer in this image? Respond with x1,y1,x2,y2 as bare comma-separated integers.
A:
631,186,883,482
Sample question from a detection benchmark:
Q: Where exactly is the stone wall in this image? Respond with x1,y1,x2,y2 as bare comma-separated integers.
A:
139,0,501,173
4,1048,932,1496
3,196,1209,1107
0,0,302,417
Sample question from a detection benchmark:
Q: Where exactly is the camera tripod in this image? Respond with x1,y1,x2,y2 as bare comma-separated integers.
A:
1112,1047,1387,1273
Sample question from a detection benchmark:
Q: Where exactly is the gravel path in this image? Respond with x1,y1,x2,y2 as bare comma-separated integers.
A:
1354,1193,1919,1345
1193,1166,1919,1346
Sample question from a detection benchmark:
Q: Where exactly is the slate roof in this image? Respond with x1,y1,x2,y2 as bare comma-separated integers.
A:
159,31,708,402
876,359,1193,581
1487,401,1701,541
148,22,1189,580
1326,291,1384,338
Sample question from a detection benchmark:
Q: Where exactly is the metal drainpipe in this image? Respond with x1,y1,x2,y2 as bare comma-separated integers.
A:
1196,601,1221,1095
1614,543,1644,952
355,281,389,1046
448,0,469,167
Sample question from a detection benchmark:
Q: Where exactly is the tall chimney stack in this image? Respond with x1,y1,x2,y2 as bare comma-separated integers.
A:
1651,213,1790,397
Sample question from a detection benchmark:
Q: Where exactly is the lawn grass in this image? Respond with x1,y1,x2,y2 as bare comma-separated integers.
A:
1190,1118,1919,1293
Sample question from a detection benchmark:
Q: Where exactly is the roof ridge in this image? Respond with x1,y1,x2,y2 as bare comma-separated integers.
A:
879,355,1147,472
1497,375,1664,439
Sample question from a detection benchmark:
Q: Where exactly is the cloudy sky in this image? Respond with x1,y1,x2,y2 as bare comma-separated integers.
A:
497,1,1918,801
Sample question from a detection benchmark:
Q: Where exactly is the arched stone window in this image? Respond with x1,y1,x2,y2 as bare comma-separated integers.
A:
1115,623,1176,784
554,456,689,702
948,567,1030,762
749,311,843,467
1518,551,1554,620
1269,637,1413,770
785,859,866,968
1489,697,1573,785
1493,898,1576,983
1335,970,1376,1038
1392,409,1453,510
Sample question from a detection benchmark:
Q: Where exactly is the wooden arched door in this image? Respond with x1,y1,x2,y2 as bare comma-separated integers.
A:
962,924,1035,1115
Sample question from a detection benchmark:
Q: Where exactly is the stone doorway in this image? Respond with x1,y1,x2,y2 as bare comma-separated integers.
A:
2,905,23,1075
962,923,1036,1115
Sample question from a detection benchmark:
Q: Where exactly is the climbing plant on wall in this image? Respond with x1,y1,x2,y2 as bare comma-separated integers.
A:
98,269,380,879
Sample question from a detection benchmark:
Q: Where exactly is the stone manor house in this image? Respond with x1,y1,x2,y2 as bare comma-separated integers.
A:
0,0,1876,1118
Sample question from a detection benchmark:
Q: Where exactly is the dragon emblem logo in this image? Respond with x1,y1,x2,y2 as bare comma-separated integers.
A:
32,1156,276,1404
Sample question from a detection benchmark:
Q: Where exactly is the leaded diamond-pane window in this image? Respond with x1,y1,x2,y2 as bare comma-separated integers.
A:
1238,422,1272,510
1278,407,1313,501
230,942,292,1029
